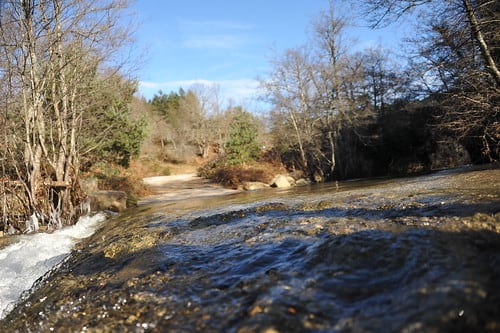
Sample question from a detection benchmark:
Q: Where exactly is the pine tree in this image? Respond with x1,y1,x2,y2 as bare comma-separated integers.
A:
225,110,261,165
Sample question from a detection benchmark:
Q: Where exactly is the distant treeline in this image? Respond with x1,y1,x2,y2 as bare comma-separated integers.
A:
145,0,498,182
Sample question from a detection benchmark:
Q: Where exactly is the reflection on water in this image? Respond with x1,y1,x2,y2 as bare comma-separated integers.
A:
0,166,499,332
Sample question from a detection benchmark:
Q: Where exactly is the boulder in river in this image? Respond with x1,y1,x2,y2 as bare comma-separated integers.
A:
270,174,295,188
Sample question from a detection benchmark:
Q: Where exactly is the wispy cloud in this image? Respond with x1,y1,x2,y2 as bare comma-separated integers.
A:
183,34,244,49
178,19,254,50
179,19,254,32
139,78,261,105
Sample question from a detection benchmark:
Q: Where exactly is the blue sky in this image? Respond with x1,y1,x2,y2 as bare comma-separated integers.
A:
130,1,409,109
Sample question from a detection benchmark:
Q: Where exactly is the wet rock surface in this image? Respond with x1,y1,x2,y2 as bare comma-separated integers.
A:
1,166,499,332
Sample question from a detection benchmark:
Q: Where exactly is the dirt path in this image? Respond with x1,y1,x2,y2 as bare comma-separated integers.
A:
138,173,239,205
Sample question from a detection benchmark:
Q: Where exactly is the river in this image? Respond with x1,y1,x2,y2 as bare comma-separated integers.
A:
0,165,499,332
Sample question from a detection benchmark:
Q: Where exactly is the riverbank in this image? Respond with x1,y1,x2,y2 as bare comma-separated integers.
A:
0,173,232,248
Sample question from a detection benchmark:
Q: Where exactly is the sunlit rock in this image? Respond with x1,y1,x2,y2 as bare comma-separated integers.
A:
242,181,270,191
270,175,294,188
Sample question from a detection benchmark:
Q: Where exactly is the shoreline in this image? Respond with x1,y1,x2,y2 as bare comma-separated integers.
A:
0,174,236,248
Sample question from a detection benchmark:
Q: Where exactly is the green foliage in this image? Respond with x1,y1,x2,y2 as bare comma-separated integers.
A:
102,114,148,167
224,110,262,165
150,88,185,120
81,77,148,168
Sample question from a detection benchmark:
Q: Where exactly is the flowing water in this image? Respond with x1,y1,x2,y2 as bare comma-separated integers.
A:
0,213,106,319
0,166,499,332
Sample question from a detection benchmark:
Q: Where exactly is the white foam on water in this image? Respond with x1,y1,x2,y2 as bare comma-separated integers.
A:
0,213,106,319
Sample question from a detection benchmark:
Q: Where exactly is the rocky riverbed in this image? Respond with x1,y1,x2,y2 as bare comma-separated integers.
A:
0,165,499,332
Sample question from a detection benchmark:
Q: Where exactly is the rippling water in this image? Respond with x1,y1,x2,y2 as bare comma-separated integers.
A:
0,166,499,332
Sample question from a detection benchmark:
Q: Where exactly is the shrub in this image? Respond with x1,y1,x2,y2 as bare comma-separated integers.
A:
199,157,285,189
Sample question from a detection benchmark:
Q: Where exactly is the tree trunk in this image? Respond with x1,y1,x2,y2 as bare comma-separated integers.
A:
21,3,45,214
289,110,308,168
463,0,500,87
328,130,336,173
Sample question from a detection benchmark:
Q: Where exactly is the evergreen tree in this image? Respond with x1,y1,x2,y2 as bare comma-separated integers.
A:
225,110,261,165
80,77,148,168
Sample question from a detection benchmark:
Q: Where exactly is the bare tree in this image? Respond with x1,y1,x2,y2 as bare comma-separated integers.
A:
362,0,499,85
261,46,363,179
260,46,317,171
358,46,403,112
185,83,222,159
260,1,378,179
0,0,134,227
360,0,499,160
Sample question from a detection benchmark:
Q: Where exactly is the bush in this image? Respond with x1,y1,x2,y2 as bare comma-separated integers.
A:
198,157,285,189
211,166,274,189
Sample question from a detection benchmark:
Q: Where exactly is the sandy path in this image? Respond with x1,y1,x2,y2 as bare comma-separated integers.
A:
138,173,239,205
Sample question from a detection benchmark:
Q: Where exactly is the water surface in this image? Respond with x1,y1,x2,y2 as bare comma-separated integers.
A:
1,166,499,332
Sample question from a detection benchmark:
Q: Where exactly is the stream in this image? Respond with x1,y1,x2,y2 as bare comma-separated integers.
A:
0,165,499,332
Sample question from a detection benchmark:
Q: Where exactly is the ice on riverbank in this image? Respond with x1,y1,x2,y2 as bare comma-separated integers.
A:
0,213,106,319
